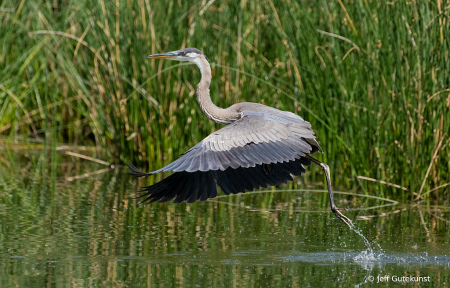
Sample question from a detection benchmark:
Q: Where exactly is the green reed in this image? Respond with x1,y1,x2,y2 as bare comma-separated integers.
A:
0,0,449,200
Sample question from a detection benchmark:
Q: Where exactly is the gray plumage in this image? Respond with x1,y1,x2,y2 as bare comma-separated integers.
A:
128,48,352,228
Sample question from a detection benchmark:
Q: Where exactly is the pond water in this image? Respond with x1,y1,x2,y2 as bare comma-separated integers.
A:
0,149,449,287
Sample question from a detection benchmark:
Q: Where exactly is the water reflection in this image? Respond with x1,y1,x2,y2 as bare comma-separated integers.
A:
0,150,449,287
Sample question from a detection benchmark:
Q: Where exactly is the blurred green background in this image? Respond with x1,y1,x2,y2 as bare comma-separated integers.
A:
0,0,449,199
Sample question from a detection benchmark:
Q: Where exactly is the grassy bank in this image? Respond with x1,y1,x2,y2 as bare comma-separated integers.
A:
0,0,449,199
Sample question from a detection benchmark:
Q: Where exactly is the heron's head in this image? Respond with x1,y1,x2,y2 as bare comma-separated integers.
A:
147,48,209,63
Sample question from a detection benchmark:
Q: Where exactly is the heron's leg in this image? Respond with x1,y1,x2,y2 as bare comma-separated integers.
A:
306,155,353,228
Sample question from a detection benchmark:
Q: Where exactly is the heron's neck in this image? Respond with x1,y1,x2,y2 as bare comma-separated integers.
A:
195,56,239,125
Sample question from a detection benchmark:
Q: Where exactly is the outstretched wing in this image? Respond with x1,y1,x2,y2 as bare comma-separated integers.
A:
128,110,322,203
146,110,321,174
128,157,312,203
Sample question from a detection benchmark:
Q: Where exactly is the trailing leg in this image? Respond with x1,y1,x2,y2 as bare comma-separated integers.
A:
306,155,353,228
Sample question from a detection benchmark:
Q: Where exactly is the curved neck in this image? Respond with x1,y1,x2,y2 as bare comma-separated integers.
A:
194,56,239,125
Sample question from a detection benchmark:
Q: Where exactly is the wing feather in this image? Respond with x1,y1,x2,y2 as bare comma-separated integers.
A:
224,168,246,193
215,169,234,195
186,172,201,203
263,141,286,162
244,144,265,164
254,142,278,163
130,156,314,204
201,173,216,201
159,174,189,202
173,173,195,203
236,146,259,165
230,148,251,168
138,110,317,174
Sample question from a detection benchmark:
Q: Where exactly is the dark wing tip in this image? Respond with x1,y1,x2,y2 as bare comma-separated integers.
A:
127,162,151,178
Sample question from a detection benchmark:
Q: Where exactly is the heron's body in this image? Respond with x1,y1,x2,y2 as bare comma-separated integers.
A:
129,48,352,228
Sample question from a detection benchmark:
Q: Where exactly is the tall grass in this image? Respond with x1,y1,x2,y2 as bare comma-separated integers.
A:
0,0,449,199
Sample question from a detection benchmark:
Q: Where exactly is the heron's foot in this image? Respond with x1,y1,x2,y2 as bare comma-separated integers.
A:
332,207,353,229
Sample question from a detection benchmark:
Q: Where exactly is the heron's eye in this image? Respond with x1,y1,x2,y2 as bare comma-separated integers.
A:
182,52,186,55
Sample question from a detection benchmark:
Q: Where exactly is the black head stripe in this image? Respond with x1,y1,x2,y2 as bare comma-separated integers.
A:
180,48,202,54
179,48,209,61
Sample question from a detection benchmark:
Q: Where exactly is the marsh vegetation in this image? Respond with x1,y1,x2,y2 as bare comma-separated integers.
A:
1,0,449,199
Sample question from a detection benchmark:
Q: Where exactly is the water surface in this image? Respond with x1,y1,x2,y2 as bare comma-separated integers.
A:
0,150,449,287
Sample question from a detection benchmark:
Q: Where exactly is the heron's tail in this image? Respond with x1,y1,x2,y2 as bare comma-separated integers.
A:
127,162,152,178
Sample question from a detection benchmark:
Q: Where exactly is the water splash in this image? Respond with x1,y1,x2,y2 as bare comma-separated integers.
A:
350,225,384,262
349,223,389,287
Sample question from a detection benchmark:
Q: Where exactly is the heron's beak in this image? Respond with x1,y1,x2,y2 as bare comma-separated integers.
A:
147,51,181,59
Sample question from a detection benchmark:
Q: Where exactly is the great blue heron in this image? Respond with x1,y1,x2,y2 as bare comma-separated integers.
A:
128,48,352,228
